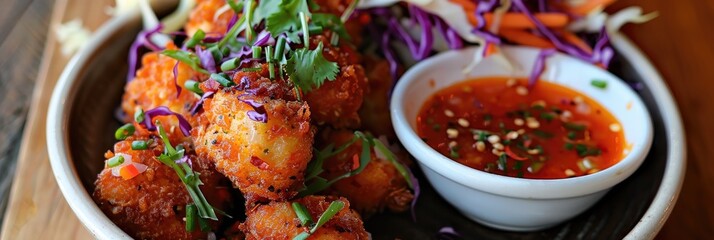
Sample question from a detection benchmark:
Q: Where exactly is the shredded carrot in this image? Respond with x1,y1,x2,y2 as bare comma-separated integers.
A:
485,13,569,29
120,164,141,180
499,29,556,49
485,43,498,56
557,30,593,54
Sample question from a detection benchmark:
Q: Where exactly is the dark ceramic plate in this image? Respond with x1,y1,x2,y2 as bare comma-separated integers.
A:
47,3,685,240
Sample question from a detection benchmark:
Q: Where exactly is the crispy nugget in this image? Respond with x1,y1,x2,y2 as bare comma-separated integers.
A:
192,88,314,204
317,129,414,216
358,55,400,139
185,0,236,37
93,124,232,240
122,45,201,124
241,196,369,239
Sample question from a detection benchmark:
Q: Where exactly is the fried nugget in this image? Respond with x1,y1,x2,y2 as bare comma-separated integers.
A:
122,45,201,124
93,124,232,240
241,196,369,239
192,88,314,204
304,33,368,129
185,0,236,37
358,55,400,139
317,129,414,216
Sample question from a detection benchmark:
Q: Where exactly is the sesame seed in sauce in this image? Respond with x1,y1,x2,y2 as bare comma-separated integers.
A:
448,141,458,148
531,100,546,108
516,86,529,96
565,169,576,177
476,141,486,152
446,128,459,139
487,135,500,144
492,149,503,156
506,131,519,140
493,143,504,150
514,118,525,126
573,96,584,104
527,148,541,155
609,123,621,132
506,78,518,87
444,109,455,117
457,118,470,127
526,117,540,129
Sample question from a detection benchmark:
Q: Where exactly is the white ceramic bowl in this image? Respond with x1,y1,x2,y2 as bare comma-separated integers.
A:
390,46,654,231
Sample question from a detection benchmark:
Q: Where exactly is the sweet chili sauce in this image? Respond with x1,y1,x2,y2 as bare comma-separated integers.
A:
416,78,625,179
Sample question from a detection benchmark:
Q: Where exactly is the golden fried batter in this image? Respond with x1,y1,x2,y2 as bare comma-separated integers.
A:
317,129,414,216
185,0,236,37
122,44,201,124
358,55,400,139
304,33,368,129
192,88,314,204
241,196,369,239
93,123,232,240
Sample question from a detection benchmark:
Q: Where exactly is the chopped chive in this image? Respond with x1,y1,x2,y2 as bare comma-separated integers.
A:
533,130,553,139
185,204,197,232
115,123,135,140
340,0,360,22
134,108,145,123
266,46,275,80
220,58,239,72
431,124,441,131
591,79,608,89
308,25,324,35
563,122,586,131
131,140,149,150
564,142,574,150
497,154,507,173
540,112,555,122
449,147,460,159
243,0,255,42
274,37,286,60
567,131,577,140
107,155,124,167
211,73,233,87
310,200,345,233
330,34,339,46
252,46,262,59
185,29,205,49
299,12,310,49
291,202,313,226
184,80,203,95
528,161,544,173
198,217,211,232
227,0,243,13
483,114,493,121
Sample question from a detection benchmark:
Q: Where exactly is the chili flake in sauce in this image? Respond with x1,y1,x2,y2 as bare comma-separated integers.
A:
416,78,625,179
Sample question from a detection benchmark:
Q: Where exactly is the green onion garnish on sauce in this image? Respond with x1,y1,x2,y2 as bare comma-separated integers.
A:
591,79,608,89
107,155,124,167
115,123,135,140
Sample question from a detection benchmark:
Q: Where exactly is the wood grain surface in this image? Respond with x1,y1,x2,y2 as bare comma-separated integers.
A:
0,0,711,239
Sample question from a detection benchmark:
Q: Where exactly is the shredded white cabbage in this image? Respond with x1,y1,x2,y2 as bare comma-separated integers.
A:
55,19,93,56
160,0,197,33
138,0,172,47
107,0,140,16
569,6,658,34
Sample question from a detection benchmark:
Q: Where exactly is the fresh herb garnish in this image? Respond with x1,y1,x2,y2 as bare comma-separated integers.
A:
286,42,339,91
115,123,135,140
131,140,149,150
293,200,346,240
591,79,608,89
161,49,210,74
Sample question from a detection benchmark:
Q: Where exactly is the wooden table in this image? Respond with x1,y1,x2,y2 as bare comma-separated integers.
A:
0,0,710,239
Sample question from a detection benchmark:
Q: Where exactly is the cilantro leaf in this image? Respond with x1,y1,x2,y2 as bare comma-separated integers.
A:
286,42,339,92
311,13,351,41
265,0,311,36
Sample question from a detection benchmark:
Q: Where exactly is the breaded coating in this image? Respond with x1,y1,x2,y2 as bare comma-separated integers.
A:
358,55,399,139
317,129,413,216
312,0,366,45
93,124,232,240
304,33,368,129
185,0,236,37
241,196,369,239
122,45,201,124
192,88,314,204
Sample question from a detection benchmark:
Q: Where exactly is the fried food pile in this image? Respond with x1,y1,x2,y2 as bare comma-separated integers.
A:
93,0,414,239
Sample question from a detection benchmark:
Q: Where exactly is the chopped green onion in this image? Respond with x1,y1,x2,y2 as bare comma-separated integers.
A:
567,131,577,140
266,46,275,79
115,123,135,140
540,112,555,122
449,147,460,159
497,154,507,172
131,140,149,150
311,200,345,232
185,30,206,49
340,0,360,22
107,155,124,168
220,58,239,72
330,34,339,46
291,202,313,226
161,50,210,74
274,37,286,60
373,139,415,189
299,12,310,49
564,142,574,150
211,73,233,87
184,80,203,95
528,162,544,173
244,0,256,42
185,204,197,232
591,79,608,89
563,122,586,131
533,130,553,139
308,25,323,35
134,108,145,123
252,46,262,59
227,0,243,13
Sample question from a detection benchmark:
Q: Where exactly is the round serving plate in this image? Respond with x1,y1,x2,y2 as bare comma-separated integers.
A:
46,4,685,239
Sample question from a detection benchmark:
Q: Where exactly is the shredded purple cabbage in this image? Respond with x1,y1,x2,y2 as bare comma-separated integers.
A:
253,31,275,46
196,46,217,73
475,0,498,29
176,155,193,168
172,61,181,97
406,165,421,222
141,106,192,136
529,48,557,87
239,98,268,123
436,226,461,240
434,16,464,50
191,91,215,115
127,24,166,82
